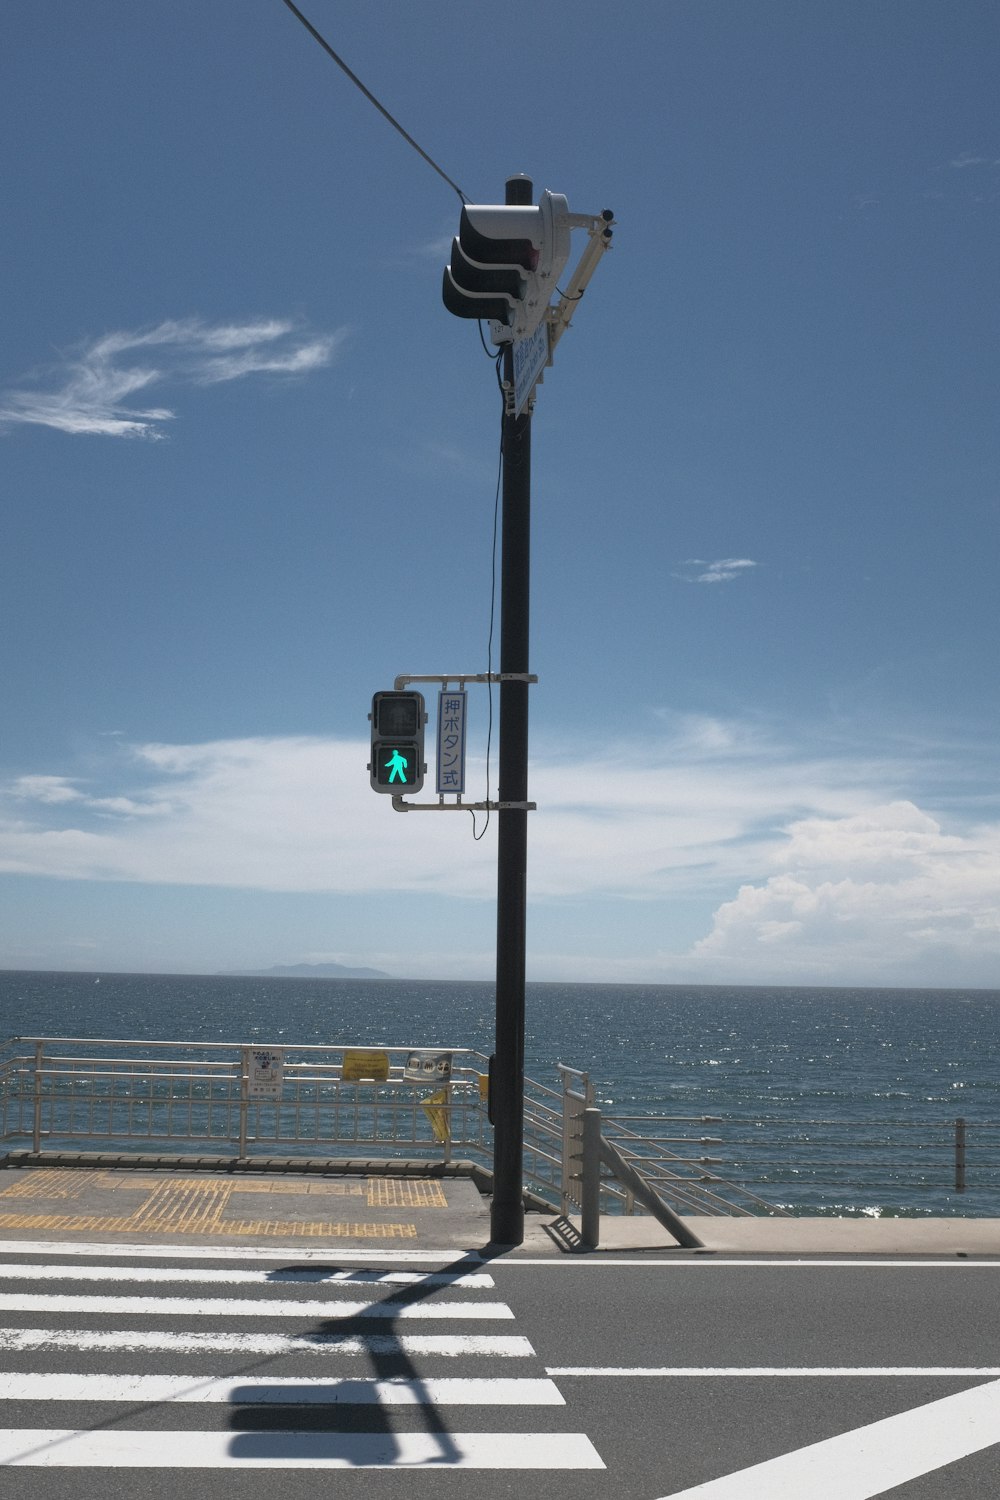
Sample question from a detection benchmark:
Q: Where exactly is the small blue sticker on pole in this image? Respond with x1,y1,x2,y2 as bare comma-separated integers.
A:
436,689,467,796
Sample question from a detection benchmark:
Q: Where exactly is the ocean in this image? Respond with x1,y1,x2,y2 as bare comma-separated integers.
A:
2,971,999,1216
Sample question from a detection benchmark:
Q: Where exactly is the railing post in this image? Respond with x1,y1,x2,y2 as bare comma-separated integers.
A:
559,1067,590,1214
32,1040,44,1153
238,1047,249,1158
560,1073,573,1212
955,1116,966,1193
581,1106,602,1249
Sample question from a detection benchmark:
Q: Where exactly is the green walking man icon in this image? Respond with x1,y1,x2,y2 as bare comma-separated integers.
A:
385,748,409,784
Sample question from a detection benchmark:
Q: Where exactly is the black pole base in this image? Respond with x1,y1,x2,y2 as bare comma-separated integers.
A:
490,1197,525,1247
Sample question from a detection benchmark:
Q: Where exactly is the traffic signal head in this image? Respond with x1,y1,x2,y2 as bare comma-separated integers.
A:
442,190,571,343
369,690,426,795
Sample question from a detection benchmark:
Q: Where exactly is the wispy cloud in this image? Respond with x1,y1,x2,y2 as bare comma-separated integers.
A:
948,154,1000,169
2,719,999,985
8,773,170,818
413,233,455,260
674,558,758,585
0,317,345,440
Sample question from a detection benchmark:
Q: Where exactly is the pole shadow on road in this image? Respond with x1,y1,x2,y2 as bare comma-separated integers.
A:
227,1251,497,1466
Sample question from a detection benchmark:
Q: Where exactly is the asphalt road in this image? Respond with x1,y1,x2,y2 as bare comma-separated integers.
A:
4,1242,1000,1499
494,1254,1000,1498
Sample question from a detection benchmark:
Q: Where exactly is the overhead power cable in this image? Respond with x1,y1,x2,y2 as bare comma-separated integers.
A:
470,388,503,842
279,0,469,204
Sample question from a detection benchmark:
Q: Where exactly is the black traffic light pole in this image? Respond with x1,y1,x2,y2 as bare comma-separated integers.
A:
490,173,534,1247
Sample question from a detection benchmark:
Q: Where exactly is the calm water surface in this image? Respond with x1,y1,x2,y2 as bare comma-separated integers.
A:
3,972,999,1214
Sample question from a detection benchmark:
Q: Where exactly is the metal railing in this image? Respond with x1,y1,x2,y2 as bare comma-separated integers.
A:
686,1110,992,1212
550,1065,788,1245
0,1037,490,1163
3,1037,997,1237
558,1091,1000,1238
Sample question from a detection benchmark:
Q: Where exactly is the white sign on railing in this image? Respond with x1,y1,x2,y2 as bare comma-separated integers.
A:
404,1050,453,1083
247,1047,284,1098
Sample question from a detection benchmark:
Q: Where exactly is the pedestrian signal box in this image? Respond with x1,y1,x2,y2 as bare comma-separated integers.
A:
369,690,426,795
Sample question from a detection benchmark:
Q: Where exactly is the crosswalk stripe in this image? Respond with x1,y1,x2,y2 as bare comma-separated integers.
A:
0,1252,602,1474
0,1262,495,1289
0,1292,513,1319
0,1372,566,1405
0,1326,535,1357
0,1429,605,1469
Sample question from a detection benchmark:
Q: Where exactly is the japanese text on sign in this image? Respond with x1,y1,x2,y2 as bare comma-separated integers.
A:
247,1048,284,1099
436,689,467,796
342,1049,390,1082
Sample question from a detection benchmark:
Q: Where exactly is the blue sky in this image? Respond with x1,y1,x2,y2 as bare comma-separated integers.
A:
1,0,998,986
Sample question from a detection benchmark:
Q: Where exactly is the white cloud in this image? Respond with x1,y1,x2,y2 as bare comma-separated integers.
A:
688,802,1000,985
0,725,843,895
414,233,455,260
2,723,999,985
195,338,342,385
0,317,344,439
674,558,758,585
6,772,172,819
10,775,85,806
649,711,769,756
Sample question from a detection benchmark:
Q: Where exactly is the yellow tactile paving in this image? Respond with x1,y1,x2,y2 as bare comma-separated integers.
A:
128,1178,236,1232
0,1168,446,1238
367,1177,448,1208
0,1212,417,1238
114,1175,366,1198
0,1169,90,1199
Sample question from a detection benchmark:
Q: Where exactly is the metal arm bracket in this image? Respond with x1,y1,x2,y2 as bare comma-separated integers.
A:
392,797,536,813
394,672,537,690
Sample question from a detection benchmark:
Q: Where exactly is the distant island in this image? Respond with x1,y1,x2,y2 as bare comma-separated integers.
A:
220,963,391,980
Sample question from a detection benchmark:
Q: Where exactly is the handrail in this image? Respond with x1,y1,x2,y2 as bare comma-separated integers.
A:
0,1044,477,1060
4,1038,998,1222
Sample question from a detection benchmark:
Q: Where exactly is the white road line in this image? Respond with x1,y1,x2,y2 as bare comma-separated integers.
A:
0,1429,605,1469
0,1239,489,1264
0,1262,494,1288
655,1377,1000,1499
0,1372,565,1405
549,1366,1000,1378
0,1326,535,1357
496,1259,1000,1269
3,1240,999,1268
0,1292,513,1319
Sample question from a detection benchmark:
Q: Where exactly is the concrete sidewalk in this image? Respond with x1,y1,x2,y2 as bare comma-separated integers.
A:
558,1211,1000,1257
1,1155,998,1257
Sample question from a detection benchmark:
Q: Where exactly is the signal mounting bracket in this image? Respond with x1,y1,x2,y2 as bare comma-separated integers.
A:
394,672,538,690
392,797,537,813
387,671,538,813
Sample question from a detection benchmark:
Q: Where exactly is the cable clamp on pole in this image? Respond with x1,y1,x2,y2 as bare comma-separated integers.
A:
501,379,526,418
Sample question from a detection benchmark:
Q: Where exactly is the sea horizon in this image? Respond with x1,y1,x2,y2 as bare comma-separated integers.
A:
3,966,998,996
